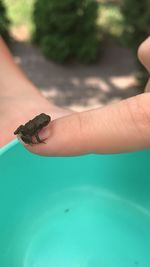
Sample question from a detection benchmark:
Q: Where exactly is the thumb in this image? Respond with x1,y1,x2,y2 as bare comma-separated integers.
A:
25,92,150,156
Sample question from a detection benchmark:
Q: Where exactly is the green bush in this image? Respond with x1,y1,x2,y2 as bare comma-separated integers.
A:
33,0,100,63
0,0,10,42
121,0,150,86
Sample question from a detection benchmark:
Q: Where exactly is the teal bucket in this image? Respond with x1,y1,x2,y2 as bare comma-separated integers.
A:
1,139,150,267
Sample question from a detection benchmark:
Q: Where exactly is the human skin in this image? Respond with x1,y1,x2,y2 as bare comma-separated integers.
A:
1,36,150,156
26,37,150,156
0,37,71,147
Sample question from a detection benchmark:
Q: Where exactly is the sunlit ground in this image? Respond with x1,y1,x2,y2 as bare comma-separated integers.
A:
4,0,140,111
11,40,139,112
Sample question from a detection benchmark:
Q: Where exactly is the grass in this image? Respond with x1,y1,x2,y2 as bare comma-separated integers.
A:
3,0,123,40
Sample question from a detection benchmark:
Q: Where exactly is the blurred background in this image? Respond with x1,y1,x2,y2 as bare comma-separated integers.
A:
0,0,149,111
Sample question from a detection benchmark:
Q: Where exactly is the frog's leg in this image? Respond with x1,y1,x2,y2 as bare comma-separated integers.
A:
21,134,33,144
35,132,45,144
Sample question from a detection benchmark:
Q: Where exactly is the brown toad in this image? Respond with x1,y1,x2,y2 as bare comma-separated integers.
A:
14,113,51,144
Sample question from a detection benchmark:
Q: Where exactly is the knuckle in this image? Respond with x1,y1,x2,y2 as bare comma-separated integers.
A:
74,112,92,153
75,112,83,139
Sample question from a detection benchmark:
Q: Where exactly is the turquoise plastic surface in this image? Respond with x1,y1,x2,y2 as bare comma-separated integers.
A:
1,139,150,267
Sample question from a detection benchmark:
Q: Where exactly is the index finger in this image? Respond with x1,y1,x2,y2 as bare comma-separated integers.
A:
24,92,150,156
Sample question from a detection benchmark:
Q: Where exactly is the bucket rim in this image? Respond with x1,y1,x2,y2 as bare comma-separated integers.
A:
0,138,19,156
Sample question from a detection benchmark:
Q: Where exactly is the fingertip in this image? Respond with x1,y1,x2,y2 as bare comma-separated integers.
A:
23,113,86,157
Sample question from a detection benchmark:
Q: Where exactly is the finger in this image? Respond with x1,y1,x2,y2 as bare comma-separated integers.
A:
138,36,150,72
24,92,150,156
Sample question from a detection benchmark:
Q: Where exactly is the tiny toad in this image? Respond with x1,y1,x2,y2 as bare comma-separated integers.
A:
14,113,51,144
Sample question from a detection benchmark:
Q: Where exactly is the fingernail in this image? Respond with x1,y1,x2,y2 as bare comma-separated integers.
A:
38,127,50,141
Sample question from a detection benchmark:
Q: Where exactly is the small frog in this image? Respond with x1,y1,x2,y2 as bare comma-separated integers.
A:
14,113,51,144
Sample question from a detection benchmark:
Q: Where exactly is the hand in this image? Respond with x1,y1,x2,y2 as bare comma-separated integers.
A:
25,37,150,156
0,37,72,147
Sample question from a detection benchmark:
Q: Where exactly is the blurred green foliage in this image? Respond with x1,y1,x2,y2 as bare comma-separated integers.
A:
33,0,101,63
0,0,10,41
4,0,34,33
98,2,123,39
121,0,150,86
121,0,150,50
2,0,149,88
3,0,123,41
